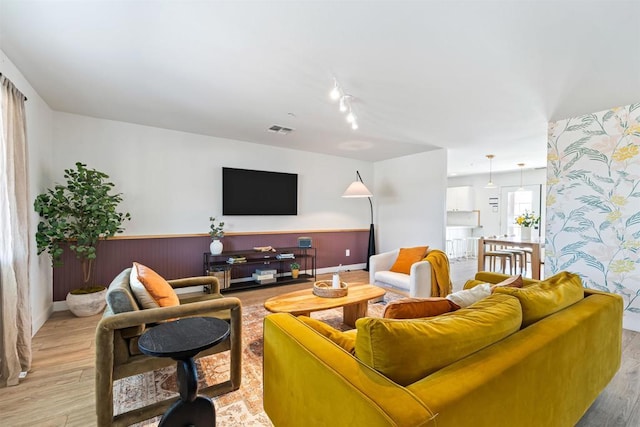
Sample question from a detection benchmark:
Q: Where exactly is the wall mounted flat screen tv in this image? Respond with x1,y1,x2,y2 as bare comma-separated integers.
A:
222,167,298,215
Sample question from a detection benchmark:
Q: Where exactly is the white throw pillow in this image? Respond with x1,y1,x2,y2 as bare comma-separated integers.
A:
446,284,491,308
129,263,160,309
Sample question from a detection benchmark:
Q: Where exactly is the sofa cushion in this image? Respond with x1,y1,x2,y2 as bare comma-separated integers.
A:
298,316,356,353
355,293,522,386
130,262,180,308
374,271,410,290
493,270,584,327
383,297,459,319
389,246,429,274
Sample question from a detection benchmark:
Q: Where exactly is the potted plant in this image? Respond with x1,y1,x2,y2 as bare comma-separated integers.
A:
290,262,300,279
34,162,131,316
209,217,225,254
514,210,540,240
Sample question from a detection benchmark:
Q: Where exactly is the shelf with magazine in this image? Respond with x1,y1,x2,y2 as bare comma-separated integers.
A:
203,246,316,292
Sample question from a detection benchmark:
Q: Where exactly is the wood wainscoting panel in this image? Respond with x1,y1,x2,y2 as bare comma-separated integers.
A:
51,230,369,301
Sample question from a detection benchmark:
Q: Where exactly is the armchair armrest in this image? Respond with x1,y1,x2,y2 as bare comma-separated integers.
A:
409,260,433,298
97,296,240,331
168,276,220,294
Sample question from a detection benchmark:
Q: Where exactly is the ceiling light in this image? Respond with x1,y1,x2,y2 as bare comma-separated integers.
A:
346,110,355,123
517,163,525,191
484,154,496,189
339,96,347,112
330,80,341,100
351,121,358,130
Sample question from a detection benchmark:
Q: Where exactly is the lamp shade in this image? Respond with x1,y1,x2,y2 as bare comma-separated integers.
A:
342,181,372,198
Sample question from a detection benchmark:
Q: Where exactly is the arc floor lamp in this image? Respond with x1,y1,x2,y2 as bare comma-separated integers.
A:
342,171,375,271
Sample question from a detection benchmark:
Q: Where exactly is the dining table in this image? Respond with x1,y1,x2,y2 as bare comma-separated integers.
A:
477,235,543,280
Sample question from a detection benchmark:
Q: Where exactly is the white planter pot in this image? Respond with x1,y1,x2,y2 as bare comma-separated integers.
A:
66,287,107,317
210,239,223,255
520,227,532,240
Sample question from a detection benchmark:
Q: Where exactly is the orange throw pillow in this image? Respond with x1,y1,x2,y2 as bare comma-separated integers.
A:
383,297,459,319
130,262,180,308
389,246,429,274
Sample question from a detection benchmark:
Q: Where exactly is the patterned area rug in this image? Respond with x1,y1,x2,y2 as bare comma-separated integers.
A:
114,293,400,426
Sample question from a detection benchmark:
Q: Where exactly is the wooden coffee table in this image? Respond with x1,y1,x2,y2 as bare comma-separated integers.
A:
264,284,386,327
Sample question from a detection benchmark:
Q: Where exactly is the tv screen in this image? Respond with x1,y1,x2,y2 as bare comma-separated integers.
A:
222,167,298,215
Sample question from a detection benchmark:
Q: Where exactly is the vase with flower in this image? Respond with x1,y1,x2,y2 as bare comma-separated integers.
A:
209,217,225,254
515,211,540,240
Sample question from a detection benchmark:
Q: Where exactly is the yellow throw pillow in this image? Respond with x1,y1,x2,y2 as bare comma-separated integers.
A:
355,293,522,386
493,271,584,327
383,297,459,319
298,316,356,354
389,246,429,274
130,262,180,308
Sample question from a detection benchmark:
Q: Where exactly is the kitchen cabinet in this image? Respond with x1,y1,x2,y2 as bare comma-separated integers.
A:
446,186,475,211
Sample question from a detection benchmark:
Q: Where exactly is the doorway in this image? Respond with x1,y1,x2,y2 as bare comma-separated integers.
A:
500,184,542,237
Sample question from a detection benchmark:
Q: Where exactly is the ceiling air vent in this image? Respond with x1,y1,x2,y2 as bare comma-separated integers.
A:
267,125,294,135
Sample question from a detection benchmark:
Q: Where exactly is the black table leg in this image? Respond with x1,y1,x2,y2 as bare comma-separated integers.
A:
158,357,216,427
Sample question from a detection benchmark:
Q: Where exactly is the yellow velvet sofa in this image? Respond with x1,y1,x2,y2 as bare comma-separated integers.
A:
263,271,623,427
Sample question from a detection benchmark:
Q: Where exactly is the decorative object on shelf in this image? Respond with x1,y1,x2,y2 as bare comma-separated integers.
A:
253,246,275,252
342,171,375,271
209,217,225,254
484,154,497,189
297,236,312,248
210,240,223,255
515,210,540,240
34,162,131,316
65,286,107,317
313,280,348,298
290,262,300,279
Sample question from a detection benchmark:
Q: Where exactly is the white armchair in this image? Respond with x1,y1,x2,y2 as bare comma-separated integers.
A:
369,249,434,297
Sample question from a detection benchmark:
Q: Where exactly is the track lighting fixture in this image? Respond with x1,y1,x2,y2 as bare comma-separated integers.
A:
329,79,359,131
330,80,341,101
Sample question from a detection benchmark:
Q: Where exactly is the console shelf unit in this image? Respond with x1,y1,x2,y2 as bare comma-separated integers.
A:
203,246,316,292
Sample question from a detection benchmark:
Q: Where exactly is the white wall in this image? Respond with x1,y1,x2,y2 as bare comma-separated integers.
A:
448,168,547,237
52,112,375,235
1,50,54,334
374,149,448,252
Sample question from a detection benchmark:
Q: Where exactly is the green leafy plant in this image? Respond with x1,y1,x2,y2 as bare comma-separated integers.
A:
209,217,225,239
515,210,540,228
290,262,300,270
34,162,131,287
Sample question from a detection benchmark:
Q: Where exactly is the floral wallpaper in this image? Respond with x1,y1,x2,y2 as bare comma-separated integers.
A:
547,102,640,330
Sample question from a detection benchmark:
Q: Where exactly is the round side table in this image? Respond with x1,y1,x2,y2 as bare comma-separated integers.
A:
138,316,230,426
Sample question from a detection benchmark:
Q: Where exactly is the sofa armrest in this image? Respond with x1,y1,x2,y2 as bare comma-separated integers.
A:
168,276,220,294
264,313,435,426
369,249,400,284
409,260,433,298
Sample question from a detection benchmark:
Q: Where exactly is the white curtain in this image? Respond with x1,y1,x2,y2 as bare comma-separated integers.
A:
0,74,31,387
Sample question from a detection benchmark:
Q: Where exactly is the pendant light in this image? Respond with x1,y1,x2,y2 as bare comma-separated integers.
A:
484,154,496,189
517,163,525,191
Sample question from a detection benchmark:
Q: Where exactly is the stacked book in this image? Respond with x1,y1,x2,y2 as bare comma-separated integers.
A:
227,256,247,264
276,253,295,260
253,269,277,284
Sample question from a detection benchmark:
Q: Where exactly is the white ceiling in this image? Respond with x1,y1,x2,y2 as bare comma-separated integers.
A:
1,1,639,176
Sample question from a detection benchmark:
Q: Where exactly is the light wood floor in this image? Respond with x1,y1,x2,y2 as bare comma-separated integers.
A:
1,262,638,426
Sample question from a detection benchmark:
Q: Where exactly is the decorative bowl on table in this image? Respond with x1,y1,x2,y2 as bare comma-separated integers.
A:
313,280,348,298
